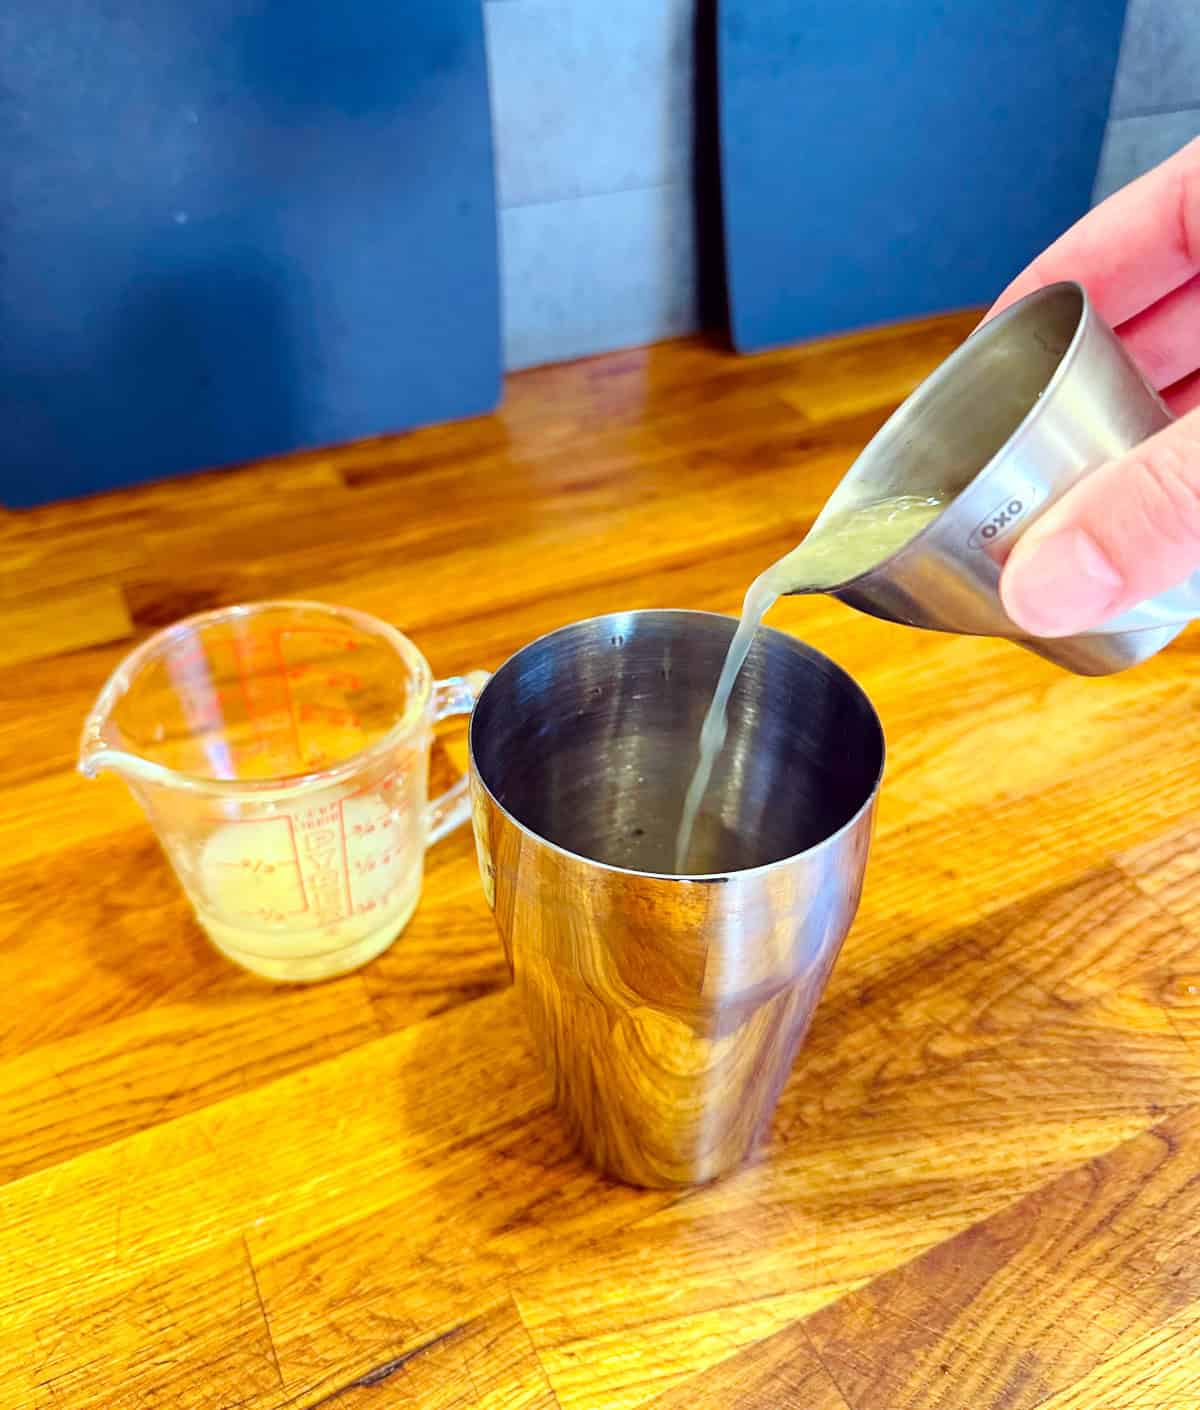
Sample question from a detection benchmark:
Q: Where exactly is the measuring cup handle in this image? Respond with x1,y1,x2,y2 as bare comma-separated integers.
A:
426,670,489,846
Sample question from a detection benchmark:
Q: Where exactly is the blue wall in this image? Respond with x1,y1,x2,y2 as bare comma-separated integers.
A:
488,0,1199,371
719,0,1125,352
1,0,501,505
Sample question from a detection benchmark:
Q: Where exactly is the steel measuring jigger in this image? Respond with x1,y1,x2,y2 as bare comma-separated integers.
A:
802,281,1199,675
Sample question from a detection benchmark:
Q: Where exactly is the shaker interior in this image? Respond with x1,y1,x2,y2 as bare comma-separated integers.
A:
471,612,883,875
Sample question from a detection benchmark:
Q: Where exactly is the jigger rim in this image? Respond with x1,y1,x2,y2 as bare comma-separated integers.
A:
469,608,885,886
798,279,1089,594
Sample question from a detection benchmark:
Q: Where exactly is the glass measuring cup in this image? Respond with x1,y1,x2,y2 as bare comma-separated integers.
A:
79,601,486,982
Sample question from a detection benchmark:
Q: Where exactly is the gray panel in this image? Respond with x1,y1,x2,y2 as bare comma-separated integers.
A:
485,0,693,208
1111,0,1200,116
500,183,698,369
1094,111,1200,201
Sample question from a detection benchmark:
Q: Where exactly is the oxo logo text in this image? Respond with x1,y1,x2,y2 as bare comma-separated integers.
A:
968,496,1026,550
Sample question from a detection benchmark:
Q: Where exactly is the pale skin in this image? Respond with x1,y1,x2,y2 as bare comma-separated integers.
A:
988,137,1200,638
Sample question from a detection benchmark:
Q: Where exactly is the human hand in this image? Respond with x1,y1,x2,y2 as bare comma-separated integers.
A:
988,138,1200,638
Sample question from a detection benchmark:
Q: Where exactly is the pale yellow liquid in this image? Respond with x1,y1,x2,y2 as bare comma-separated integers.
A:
197,871,420,982
673,493,945,873
191,777,424,981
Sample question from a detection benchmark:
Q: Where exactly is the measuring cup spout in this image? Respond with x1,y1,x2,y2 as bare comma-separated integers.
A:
78,701,147,784
77,740,150,783
77,666,169,787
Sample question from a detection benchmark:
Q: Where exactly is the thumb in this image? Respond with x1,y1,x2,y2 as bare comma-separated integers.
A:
1000,408,1200,637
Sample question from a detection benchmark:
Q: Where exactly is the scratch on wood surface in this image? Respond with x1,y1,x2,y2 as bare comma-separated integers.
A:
242,1237,284,1392
306,1323,470,1407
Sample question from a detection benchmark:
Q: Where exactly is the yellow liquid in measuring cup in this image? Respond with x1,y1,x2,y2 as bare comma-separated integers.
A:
192,778,423,982
674,493,945,873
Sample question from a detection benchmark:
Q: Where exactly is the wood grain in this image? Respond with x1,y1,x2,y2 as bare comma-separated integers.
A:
4,313,1200,1406
0,583,132,668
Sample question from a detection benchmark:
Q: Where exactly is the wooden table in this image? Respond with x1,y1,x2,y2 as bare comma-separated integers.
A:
4,312,1200,1409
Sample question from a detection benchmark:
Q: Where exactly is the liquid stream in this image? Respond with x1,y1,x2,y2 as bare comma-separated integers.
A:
674,494,945,873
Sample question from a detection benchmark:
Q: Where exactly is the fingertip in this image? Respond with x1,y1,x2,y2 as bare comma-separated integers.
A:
999,526,1125,638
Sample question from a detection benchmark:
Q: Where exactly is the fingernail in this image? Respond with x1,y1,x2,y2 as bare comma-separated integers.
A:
1002,527,1124,637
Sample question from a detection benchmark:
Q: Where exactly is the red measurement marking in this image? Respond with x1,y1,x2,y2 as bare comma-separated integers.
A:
202,814,309,915
353,877,404,917
337,797,353,915
217,857,278,874
347,767,405,803
351,846,400,877
288,813,309,912
275,630,368,773
272,630,305,763
295,702,361,728
278,629,361,654
233,635,271,754
282,667,361,690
